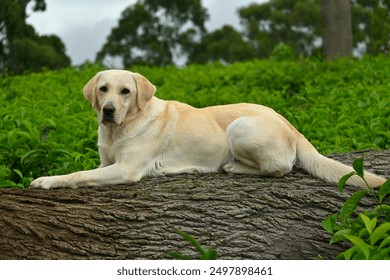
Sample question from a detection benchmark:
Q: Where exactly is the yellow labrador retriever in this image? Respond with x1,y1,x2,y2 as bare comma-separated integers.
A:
30,70,386,189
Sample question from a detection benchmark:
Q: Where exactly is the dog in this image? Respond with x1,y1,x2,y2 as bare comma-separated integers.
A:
30,70,386,189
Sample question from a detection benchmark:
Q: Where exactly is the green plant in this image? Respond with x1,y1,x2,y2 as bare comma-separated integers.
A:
270,43,296,61
322,157,390,259
169,229,217,260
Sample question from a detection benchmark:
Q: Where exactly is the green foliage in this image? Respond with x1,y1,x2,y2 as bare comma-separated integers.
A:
0,57,389,188
352,0,390,56
97,0,208,67
0,0,70,73
188,25,257,64
238,0,390,58
322,158,390,260
238,0,322,58
0,66,103,187
8,36,70,73
169,229,217,260
270,43,296,61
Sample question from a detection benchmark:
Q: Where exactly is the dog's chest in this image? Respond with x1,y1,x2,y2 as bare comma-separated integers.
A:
97,123,155,164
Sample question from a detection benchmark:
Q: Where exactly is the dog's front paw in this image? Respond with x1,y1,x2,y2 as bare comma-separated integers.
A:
30,176,72,189
30,177,54,189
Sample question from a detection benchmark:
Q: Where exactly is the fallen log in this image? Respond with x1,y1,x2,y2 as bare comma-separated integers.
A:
0,150,389,260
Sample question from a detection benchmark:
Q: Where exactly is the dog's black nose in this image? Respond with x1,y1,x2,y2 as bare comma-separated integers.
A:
103,103,115,115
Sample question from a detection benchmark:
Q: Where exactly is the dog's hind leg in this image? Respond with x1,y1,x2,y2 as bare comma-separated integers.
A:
223,116,297,177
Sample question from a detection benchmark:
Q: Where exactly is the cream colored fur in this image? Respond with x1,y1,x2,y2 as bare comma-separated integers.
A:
30,70,386,189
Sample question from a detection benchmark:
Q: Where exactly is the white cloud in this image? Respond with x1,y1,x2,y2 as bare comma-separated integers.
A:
61,18,116,64
204,0,258,32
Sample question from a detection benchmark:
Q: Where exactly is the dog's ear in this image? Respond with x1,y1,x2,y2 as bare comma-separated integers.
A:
133,73,156,109
83,72,101,111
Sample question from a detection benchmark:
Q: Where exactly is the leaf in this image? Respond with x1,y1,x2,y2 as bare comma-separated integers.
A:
51,149,72,157
202,249,218,260
371,247,390,260
370,222,390,246
340,190,367,225
322,213,338,234
174,228,206,256
14,130,33,141
0,180,17,188
21,149,45,167
168,252,191,260
12,169,23,180
337,246,358,260
379,236,390,249
338,172,356,193
373,204,390,216
330,229,351,244
357,227,369,239
379,180,390,202
171,228,217,260
360,214,377,235
345,235,371,260
352,157,365,178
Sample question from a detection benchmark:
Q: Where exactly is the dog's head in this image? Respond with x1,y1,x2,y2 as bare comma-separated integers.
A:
83,70,156,126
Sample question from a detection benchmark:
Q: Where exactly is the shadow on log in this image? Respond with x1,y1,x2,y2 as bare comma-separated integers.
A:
0,150,389,260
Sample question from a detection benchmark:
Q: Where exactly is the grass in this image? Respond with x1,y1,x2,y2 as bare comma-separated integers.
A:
0,57,389,188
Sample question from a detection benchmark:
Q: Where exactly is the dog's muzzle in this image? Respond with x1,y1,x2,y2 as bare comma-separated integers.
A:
102,103,116,125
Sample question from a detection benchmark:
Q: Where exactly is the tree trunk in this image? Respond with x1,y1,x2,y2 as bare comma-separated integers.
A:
322,0,353,59
0,150,389,260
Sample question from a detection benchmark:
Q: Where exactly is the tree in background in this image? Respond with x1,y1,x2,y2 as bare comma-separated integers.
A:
8,35,70,73
352,0,390,56
322,0,353,59
199,0,389,62
0,0,70,73
3,0,388,72
238,0,322,58
97,0,209,67
238,0,390,59
187,25,257,64
322,0,390,58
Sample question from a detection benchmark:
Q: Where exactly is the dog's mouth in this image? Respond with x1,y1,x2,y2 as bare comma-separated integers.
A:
102,115,124,126
102,115,117,125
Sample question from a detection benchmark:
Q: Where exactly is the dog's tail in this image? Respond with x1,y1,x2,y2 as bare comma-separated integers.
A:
296,136,386,188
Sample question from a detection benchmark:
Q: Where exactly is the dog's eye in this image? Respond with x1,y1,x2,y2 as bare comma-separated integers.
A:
99,86,108,93
121,88,130,95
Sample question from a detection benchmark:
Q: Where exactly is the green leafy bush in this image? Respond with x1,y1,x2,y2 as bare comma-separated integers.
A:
270,43,296,61
1,57,389,188
322,158,390,260
0,66,103,187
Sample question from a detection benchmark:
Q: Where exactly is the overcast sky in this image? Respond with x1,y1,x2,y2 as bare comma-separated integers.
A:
26,0,266,65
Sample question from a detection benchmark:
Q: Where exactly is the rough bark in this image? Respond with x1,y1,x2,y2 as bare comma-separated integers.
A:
0,150,389,260
322,0,353,59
